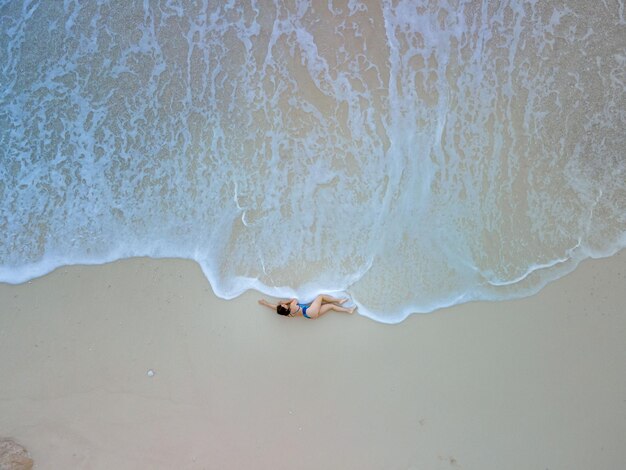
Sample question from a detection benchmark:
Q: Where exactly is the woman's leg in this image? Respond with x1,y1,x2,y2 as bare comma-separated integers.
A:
317,304,354,317
306,295,325,316
307,294,344,314
317,294,347,304
306,297,355,318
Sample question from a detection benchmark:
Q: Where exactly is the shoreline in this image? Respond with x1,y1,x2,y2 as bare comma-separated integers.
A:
0,251,625,469
2,247,624,324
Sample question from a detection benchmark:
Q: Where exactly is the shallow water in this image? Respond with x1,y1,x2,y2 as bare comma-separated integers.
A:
1,0,624,322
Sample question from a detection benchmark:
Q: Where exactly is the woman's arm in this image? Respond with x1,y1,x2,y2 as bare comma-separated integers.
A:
258,299,277,310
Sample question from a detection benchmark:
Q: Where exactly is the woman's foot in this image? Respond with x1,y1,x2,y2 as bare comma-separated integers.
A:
349,306,356,314
338,298,348,305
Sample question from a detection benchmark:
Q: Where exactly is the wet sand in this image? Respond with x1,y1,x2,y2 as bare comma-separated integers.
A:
0,251,625,469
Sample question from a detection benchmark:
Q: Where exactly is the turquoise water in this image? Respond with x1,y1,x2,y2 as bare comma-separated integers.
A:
1,1,624,322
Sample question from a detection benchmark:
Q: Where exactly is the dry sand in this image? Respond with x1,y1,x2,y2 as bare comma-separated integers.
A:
0,251,625,469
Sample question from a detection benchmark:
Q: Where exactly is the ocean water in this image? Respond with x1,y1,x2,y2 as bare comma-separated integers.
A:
1,0,624,323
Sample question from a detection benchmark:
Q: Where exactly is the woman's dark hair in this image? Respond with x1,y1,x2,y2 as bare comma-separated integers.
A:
276,304,290,316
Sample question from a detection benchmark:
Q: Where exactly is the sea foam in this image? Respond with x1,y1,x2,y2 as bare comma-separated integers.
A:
1,0,624,322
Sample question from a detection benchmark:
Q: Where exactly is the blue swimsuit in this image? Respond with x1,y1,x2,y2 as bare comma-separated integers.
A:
298,303,312,319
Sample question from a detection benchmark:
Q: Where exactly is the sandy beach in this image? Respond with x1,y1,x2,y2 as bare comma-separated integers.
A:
0,250,624,469
2,2,625,469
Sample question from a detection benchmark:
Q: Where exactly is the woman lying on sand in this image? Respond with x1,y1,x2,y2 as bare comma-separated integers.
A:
258,294,356,319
